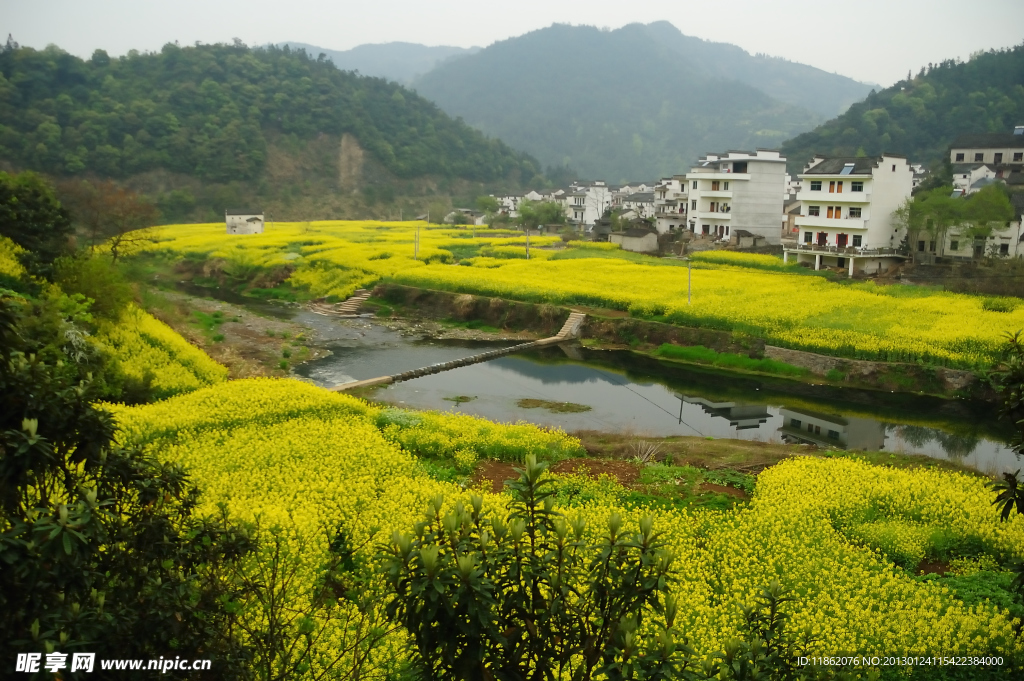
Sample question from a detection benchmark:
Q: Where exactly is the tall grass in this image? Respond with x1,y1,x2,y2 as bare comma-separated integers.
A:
655,344,809,377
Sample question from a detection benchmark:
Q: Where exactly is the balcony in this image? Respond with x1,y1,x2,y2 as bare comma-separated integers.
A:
795,215,865,230
696,211,731,220
783,243,908,257
702,190,733,198
797,190,870,204
689,172,751,181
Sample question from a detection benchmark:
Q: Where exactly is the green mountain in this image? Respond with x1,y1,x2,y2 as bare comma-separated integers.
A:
0,40,542,221
281,41,480,84
781,44,1024,173
411,22,870,181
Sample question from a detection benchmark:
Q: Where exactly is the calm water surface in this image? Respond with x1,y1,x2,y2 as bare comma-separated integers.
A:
178,286,1021,474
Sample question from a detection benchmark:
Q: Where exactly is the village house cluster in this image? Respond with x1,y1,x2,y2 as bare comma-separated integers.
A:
460,126,1024,274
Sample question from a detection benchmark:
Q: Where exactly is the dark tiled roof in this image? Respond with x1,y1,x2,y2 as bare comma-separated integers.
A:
950,133,1024,149
1011,192,1024,218
225,209,263,215
624,192,655,203
803,157,879,175
951,163,990,173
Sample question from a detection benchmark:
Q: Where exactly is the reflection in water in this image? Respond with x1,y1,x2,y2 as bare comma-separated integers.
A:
682,397,771,430
778,408,887,450
291,317,1020,473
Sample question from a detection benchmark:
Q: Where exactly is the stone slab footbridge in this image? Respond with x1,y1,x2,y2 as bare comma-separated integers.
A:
329,301,586,391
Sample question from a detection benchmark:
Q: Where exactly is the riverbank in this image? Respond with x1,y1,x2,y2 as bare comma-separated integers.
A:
369,283,988,399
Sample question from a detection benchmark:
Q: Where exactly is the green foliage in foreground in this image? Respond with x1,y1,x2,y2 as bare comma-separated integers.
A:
380,456,828,680
0,294,254,675
655,344,810,378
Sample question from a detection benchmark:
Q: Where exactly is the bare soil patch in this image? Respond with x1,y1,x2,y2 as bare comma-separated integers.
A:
699,482,748,499
471,460,521,492
917,559,950,576
550,458,640,485
142,289,328,378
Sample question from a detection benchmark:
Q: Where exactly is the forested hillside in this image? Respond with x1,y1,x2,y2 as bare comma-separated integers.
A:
413,23,867,181
0,39,542,220
781,44,1024,172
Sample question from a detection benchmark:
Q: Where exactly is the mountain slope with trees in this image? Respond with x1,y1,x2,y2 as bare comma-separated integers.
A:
0,39,542,221
781,44,1024,173
282,41,480,84
412,23,870,181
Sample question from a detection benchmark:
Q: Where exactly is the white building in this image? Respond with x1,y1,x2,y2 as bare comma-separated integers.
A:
558,181,612,227
685,150,787,244
619,191,655,220
226,210,264,234
785,155,913,275
653,176,688,234
951,164,997,195
950,127,1024,167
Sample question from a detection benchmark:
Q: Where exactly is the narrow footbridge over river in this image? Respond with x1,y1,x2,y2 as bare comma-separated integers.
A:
331,311,587,392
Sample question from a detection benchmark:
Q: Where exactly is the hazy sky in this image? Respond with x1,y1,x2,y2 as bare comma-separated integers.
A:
4,0,1023,86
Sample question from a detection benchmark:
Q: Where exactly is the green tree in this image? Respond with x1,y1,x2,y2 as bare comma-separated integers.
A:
989,331,1024,595
0,171,73,276
517,200,566,231
0,292,255,676
381,455,682,679
380,456,827,681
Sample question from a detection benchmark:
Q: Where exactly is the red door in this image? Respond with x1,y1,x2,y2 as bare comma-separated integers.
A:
817,232,827,246
837,233,848,248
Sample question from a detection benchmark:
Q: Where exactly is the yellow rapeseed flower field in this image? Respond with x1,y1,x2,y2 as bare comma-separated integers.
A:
108,378,1024,662
96,305,228,398
142,221,1024,368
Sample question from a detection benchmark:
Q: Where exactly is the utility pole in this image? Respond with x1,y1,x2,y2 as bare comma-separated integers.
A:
414,224,420,260
687,257,692,305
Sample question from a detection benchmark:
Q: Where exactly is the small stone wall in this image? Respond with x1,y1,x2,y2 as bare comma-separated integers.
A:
764,345,976,392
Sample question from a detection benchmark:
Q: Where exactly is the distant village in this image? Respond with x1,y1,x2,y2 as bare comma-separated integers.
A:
446,126,1024,276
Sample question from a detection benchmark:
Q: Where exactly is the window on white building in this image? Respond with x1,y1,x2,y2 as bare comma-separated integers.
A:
955,153,965,162
852,235,862,247
691,200,696,210
851,181,864,192
1015,152,1023,162
808,206,820,216
974,153,984,162
849,207,862,218
950,240,959,251
804,231,813,243
723,181,729,190
810,181,822,191
692,181,697,189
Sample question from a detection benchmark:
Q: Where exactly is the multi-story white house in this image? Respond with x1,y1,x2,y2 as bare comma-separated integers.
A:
950,127,1024,167
558,181,612,227
784,154,913,275
685,150,787,244
653,176,688,233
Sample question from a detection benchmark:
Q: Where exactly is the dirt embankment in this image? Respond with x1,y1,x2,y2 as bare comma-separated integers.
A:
143,289,327,378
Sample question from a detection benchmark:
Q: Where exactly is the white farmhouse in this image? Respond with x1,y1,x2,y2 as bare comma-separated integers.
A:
785,155,913,274
685,150,787,244
226,210,264,234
